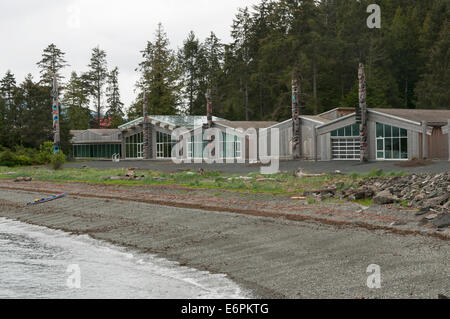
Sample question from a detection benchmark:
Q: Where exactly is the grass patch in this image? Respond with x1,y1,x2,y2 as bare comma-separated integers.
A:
398,200,410,208
349,169,407,179
353,198,374,207
0,166,409,196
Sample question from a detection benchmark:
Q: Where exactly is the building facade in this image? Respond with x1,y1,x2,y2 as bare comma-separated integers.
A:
71,115,277,161
71,108,450,161
271,108,450,161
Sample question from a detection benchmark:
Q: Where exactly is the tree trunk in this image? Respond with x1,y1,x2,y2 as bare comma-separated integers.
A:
313,58,318,115
245,81,249,121
97,90,101,128
405,78,408,108
259,75,264,118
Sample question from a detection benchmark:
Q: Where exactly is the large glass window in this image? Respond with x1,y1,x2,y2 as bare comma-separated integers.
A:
126,132,143,158
72,144,121,158
376,123,408,160
222,132,241,159
331,124,360,137
188,134,207,159
156,131,176,158
186,131,242,160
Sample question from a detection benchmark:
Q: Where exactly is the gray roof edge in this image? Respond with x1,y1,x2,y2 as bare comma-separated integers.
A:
368,109,422,126
316,113,356,129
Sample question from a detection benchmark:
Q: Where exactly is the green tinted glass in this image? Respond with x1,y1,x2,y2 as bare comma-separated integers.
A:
376,123,383,137
384,125,392,137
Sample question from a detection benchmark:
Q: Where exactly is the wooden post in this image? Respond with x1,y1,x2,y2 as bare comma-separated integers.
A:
292,69,301,159
312,126,317,161
205,89,215,158
121,136,126,159
143,91,151,159
205,89,213,128
52,76,60,154
422,120,428,159
447,120,450,161
358,63,368,162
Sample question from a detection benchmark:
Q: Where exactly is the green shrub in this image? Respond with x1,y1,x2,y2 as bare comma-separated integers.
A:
0,149,18,167
349,172,360,179
203,170,221,177
16,155,34,166
36,141,54,164
14,146,38,159
215,176,226,183
368,168,384,177
51,152,66,170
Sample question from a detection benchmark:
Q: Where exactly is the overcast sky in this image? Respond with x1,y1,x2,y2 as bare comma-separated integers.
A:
0,0,260,112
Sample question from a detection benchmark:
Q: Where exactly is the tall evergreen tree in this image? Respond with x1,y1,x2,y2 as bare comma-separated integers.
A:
0,97,6,147
389,6,422,108
105,67,125,128
415,21,450,109
87,46,108,127
20,74,53,148
63,72,92,130
130,23,180,119
0,70,17,108
202,32,224,115
178,31,206,115
0,71,21,147
231,7,254,120
36,43,69,88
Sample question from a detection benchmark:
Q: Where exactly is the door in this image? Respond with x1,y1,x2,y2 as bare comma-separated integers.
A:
376,138,384,159
332,138,360,160
137,143,143,159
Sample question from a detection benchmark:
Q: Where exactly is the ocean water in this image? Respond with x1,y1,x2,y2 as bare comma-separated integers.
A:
0,217,248,299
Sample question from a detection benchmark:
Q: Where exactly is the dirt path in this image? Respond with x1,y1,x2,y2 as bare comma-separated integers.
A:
0,187,448,298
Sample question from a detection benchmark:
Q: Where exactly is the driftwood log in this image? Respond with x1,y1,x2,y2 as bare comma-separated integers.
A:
294,169,326,178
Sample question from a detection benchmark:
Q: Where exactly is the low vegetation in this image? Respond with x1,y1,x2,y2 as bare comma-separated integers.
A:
0,165,407,196
0,142,60,167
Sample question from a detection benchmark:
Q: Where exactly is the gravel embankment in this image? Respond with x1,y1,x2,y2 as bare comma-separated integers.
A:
0,180,448,239
0,188,448,299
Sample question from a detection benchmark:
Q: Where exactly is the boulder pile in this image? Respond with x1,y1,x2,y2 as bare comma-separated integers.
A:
340,173,449,212
301,172,449,228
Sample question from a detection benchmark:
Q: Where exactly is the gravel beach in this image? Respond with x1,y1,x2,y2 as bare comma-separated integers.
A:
0,186,448,299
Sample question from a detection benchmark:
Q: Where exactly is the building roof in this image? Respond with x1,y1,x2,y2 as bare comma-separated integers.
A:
301,115,331,123
70,129,119,136
119,115,226,131
215,121,278,130
370,108,450,126
70,129,121,144
318,108,356,120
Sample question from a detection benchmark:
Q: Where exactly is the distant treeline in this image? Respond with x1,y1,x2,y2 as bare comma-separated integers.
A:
0,0,448,152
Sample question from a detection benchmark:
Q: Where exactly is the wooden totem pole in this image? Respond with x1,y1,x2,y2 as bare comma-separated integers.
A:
52,76,60,154
292,69,301,159
358,63,368,162
143,91,151,159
